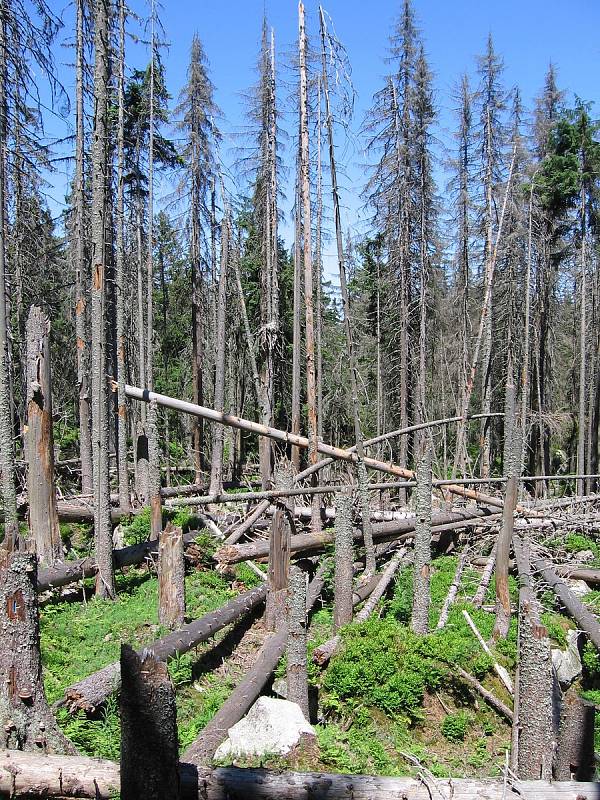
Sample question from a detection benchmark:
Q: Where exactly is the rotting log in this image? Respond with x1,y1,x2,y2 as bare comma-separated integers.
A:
25,306,62,566
123,384,543,516
454,667,513,723
183,563,328,766
37,529,202,592
516,539,600,652
216,507,494,565
0,751,599,800
60,584,267,713
120,645,180,799
437,549,469,629
472,556,600,586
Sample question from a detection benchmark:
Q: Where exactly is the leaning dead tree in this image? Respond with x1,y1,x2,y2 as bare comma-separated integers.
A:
24,306,61,566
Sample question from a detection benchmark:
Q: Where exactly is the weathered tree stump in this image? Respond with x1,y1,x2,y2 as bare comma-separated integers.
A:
286,565,309,718
554,687,595,780
120,644,180,799
0,553,75,753
158,523,185,629
25,306,61,566
411,448,432,634
265,461,293,630
333,490,354,631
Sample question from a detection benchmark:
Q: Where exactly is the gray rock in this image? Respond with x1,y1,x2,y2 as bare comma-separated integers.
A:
576,550,595,564
214,696,315,761
271,677,288,699
567,579,592,598
552,629,583,688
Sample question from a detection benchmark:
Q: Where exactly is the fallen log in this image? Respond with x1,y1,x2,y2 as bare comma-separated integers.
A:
37,529,203,592
123,384,540,516
183,563,328,766
454,667,513,723
0,750,598,800
472,556,600,586
216,507,494,565
60,584,267,713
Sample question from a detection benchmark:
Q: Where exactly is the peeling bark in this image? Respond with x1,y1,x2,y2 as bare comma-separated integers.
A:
411,448,432,634
286,565,309,718
158,523,185,630
333,490,354,631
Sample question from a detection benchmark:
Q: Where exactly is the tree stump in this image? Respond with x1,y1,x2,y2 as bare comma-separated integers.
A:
158,523,185,629
265,461,293,631
333,489,354,631
25,306,61,566
554,687,595,780
411,448,432,635
0,553,75,753
120,644,180,799
287,565,309,718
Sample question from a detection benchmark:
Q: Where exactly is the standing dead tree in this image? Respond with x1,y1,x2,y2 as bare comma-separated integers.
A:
333,490,354,630
411,448,432,634
0,553,75,753
158,523,185,630
287,565,309,718
265,462,293,630
25,306,61,565
120,645,180,799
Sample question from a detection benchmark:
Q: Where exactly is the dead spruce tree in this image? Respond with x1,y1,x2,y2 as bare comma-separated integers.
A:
25,306,61,566
120,644,180,799
90,0,115,598
287,564,309,719
0,553,75,753
158,523,185,629
333,490,354,630
265,461,293,630
411,447,432,634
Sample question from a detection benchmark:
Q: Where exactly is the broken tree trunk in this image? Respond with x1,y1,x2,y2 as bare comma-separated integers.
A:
454,667,513,723
437,549,469,629
472,540,497,608
216,507,493,565
333,490,354,631
183,564,328,766
554,686,595,780
0,752,597,800
0,553,75,754
61,584,266,713
124,384,541,515
120,645,180,799
265,462,293,631
313,547,406,667
158,523,185,630
512,535,555,780
411,449,432,635
286,565,309,718
25,307,62,566
493,475,517,640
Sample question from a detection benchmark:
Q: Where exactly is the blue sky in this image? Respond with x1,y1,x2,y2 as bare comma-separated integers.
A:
42,0,600,270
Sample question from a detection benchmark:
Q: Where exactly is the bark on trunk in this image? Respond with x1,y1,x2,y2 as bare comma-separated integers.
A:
286,565,309,718
209,215,229,497
0,751,597,800
411,448,432,635
158,523,185,630
25,307,61,566
265,462,293,631
333,490,354,631
554,687,595,781
437,549,468,629
120,645,180,799
61,584,266,713
0,554,75,754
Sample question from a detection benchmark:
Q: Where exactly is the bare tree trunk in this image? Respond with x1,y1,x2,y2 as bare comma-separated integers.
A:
437,549,468,629
554,687,595,780
90,0,115,599
74,0,93,498
411,448,432,634
333,490,353,630
265,461,293,631
0,553,75,753
209,213,229,496
158,524,185,630
319,10,374,574
25,307,61,566
114,0,130,514
315,77,324,442
291,170,302,472
298,1,320,532
286,564,309,719
577,185,587,497
120,645,180,800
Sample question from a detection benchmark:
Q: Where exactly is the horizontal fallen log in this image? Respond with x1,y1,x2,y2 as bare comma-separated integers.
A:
60,584,267,713
454,667,513,722
0,750,598,800
183,563,328,766
472,556,600,586
216,507,494,565
37,530,203,592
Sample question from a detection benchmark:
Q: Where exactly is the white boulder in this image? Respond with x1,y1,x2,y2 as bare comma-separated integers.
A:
552,629,583,688
214,696,315,761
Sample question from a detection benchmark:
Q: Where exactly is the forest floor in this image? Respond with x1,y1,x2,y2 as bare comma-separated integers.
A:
40,512,600,778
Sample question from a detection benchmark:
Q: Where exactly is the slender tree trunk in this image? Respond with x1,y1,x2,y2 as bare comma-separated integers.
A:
114,0,129,513
90,0,115,599
209,213,229,496
287,564,309,719
333,490,353,631
577,185,587,496
25,308,61,566
298,2,320,532
315,77,324,442
74,0,93,497
191,147,205,484
319,9,374,573
265,462,293,631
291,171,302,472
158,524,185,630
411,447,432,635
